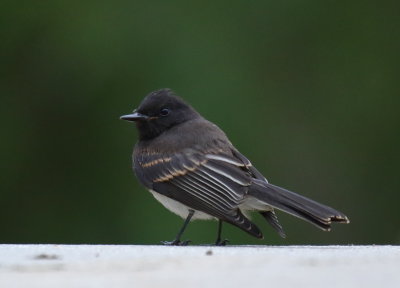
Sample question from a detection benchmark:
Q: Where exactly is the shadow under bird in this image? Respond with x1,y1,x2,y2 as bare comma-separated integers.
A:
121,89,349,245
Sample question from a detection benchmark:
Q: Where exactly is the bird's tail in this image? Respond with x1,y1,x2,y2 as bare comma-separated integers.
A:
249,179,349,231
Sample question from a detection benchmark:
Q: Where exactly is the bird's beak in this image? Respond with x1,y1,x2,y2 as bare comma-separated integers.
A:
120,111,149,122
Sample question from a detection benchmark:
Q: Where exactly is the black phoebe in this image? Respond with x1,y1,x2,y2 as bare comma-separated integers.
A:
121,88,349,245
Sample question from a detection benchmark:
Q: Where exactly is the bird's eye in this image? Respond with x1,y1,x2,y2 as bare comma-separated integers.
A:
159,108,170,116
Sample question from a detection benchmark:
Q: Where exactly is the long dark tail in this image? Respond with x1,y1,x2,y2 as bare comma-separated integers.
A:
249,179,349,231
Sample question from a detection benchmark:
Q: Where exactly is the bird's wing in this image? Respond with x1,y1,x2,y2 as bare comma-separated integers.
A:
135,148,251,212
230,148,268,182
134,148,263,238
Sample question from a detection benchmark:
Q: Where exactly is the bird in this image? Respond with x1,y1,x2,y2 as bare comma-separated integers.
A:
120,88,349,245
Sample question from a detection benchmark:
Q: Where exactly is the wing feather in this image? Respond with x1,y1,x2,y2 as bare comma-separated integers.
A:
135,146,266,238
134,148,250,216
175,176,234,211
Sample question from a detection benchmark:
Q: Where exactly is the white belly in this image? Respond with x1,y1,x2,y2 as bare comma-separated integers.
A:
149,190,215,220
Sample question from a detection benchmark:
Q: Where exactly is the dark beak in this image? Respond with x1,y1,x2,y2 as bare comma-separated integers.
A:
120,112,149,122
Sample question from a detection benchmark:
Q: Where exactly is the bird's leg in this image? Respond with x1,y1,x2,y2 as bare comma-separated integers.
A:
214,220,229,246
162,209,194,246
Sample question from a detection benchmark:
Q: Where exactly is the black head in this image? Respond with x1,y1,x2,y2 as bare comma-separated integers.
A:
120,89,200,140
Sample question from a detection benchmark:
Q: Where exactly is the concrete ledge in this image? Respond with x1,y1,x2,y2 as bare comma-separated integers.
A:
0,245,399,288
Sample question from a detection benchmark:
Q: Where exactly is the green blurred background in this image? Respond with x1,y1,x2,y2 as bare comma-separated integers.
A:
1,1,399,245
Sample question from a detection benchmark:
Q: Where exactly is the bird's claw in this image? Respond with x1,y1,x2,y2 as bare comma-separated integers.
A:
215,239,229,246
161,239,191,246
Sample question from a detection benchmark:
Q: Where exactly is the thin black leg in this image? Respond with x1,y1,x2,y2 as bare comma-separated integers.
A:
162,209,195,246
214,220,229,246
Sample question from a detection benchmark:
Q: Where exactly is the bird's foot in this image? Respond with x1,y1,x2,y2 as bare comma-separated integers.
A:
161,239,191,246
214,239,229,246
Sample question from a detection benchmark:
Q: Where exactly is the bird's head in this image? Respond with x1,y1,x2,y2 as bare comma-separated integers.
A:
120,89,200,140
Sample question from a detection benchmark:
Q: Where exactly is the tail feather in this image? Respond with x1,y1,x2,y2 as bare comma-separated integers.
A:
249,179,349,231
225,210,264,239
260,210,286,238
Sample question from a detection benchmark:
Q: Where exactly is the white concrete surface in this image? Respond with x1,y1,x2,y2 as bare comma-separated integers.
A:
0,245,399,288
